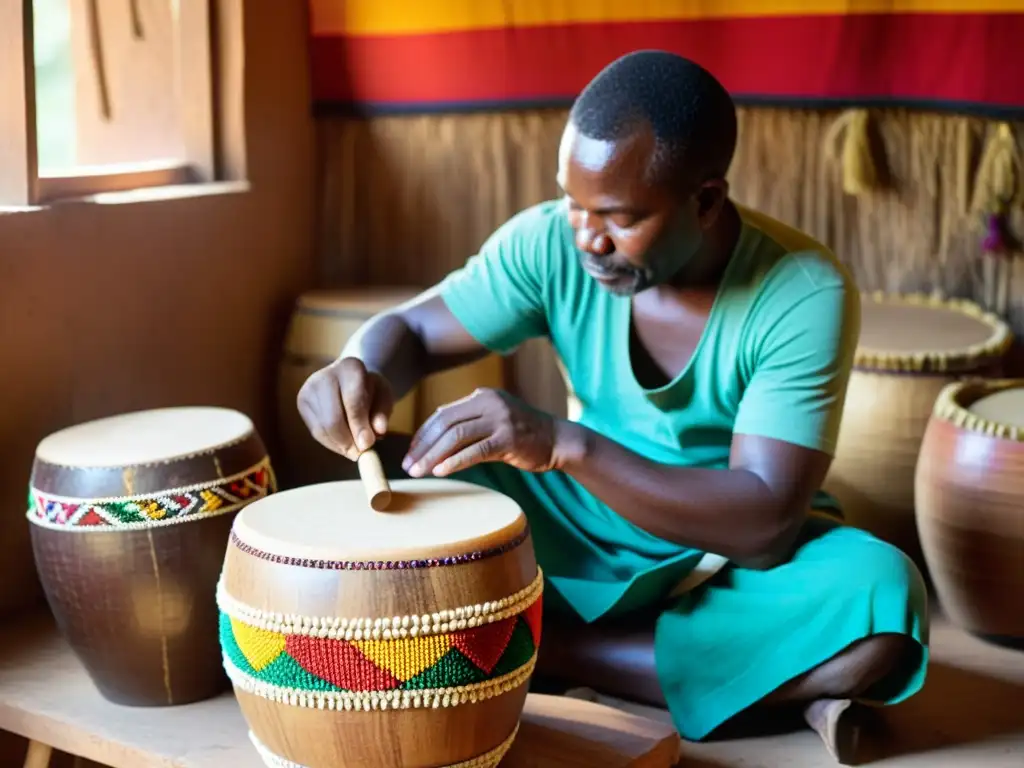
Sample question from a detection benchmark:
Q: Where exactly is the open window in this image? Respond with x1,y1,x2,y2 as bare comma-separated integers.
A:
3,0,216,206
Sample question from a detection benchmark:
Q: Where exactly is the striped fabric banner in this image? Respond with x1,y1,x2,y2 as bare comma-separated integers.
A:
309,1,1024,115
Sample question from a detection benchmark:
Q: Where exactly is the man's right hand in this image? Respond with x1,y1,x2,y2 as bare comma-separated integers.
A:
296,357,395,461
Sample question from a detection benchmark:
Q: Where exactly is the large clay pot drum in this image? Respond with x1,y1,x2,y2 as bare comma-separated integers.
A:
824,292,1012,573
916,379,1024,643
27,406,276,706
277,289,505,488
217,478,541,767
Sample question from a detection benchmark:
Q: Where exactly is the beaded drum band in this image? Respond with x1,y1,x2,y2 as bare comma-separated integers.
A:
218,566,542,712
27,458,276,531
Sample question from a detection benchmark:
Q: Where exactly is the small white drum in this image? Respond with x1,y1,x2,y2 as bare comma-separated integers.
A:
27,406,276,706
217,477,542,767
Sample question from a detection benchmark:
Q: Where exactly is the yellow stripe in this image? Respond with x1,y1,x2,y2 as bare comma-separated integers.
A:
311,0,1024,37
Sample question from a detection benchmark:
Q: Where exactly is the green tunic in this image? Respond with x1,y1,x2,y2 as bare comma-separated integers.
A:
438,200,929,740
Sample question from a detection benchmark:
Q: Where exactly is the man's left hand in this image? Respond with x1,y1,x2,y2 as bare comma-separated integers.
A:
402,388,565,477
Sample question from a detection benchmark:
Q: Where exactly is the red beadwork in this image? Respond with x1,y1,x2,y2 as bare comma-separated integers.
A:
450,616,518,674
285,635,402,691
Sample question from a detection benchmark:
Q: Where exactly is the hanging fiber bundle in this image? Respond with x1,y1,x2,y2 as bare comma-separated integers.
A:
823,108,883,196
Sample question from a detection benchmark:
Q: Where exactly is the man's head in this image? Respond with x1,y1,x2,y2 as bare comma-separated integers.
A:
557,51,738,295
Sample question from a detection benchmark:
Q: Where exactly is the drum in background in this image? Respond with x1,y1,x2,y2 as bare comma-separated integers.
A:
916,379,1024,643
218,478,541,768
277,288,505,489
27,406,276,707
824,293,1012,573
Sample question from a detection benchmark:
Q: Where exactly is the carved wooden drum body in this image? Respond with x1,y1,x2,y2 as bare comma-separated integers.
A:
277,289,505,488
27,407,276,706
218,478,542,768
824,293,1012,571
916,380,1024,643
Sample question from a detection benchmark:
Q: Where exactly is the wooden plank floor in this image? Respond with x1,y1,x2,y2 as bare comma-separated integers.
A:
573,613,1024,767
0,613,679,768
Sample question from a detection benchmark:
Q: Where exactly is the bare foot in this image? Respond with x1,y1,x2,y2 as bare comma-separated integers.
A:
804,698,862,765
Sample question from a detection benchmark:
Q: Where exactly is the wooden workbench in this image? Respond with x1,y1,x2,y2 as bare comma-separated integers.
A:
0,612,680,767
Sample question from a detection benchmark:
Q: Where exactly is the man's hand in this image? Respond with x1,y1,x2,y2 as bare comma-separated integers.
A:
296,357,395,461
402,388,569,477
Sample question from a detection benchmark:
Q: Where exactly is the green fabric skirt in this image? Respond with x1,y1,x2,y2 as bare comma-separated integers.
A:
454,463,930,741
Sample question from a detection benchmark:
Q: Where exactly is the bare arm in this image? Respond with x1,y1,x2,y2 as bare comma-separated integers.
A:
342,288,491,401
555,424,832,569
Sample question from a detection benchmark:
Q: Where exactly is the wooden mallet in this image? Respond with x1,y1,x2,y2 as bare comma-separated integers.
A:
357,448,392,511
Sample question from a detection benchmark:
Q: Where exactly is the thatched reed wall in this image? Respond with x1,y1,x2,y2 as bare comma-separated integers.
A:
314,107,1024,413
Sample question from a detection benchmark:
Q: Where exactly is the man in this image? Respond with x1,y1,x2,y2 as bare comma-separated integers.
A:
297,51,928,765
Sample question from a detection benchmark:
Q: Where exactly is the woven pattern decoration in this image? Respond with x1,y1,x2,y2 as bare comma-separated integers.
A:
853,292,1013,374
27,459,276,531
219,589,542,710
932,380,1024,441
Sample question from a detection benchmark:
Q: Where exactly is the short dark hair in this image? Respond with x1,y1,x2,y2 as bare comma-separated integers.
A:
568,50,738,190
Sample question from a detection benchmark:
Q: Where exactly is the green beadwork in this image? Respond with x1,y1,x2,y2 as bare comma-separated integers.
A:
491,618,536,678
262,653,343,692
401,647,488,690
219,610,539,694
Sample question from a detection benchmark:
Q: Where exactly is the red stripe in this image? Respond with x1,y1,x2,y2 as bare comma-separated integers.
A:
311,13,1024,108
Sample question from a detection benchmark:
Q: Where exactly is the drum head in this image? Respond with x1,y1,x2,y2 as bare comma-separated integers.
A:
966,387,1024,430
855,294,1010,373
861,301,998,355
35,406,254,468
233,478,526,563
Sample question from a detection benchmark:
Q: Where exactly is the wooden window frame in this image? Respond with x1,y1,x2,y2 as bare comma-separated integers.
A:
0,0,216,207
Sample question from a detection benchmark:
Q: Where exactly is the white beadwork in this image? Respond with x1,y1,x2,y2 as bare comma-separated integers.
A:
27,458,275,532
222,652,537,712
216,567,543,639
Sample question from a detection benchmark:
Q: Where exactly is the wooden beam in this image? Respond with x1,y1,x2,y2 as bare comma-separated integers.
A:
0,0,37,205
22,740,52,768
177,0,216,182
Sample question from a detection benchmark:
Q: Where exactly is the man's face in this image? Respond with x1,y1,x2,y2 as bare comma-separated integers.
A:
556,121,725,296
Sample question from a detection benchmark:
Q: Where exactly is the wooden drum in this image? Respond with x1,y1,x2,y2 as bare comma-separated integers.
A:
27,407,276,707
824,293,1012,570
916,379,1024,643
217,478,542,768
277,289,505,488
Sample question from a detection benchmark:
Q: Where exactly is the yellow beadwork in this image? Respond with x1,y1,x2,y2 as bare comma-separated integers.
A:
354,635,453,682
232,619,287,672
201,489,225,512
138,501,166,520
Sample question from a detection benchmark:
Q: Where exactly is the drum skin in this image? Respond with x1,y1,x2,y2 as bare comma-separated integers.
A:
277,288,505,489
824,293,1012,576
218,480,542,768
27,411,276,707
915,379,1024,643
